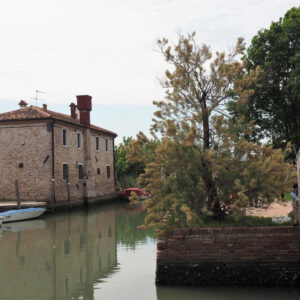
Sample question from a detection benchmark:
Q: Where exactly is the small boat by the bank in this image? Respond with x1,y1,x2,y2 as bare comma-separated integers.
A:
0,207,46,223
122,188,151,200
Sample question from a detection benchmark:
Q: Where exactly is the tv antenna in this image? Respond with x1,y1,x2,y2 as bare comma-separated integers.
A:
32,90,46,106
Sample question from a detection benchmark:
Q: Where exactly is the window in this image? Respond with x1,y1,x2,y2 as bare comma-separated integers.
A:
96,136,100,151
97,168,101,175
62,129,68,146
106,165,110,179
105,139,109,152
78,164,84,180
63,163,69,180
77,132,82,149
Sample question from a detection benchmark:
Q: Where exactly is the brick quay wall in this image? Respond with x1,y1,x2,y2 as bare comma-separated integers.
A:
156,226,300,287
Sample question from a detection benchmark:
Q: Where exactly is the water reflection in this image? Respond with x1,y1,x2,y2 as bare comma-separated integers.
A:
0,201,299,300
0,205,118,299
2,220,46,232
116,203,155,250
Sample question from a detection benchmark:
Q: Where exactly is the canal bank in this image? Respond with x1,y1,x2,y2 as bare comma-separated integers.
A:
156,226,300,287
0,192,122,212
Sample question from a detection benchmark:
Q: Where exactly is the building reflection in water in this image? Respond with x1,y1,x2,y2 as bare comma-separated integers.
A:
0,206,117,300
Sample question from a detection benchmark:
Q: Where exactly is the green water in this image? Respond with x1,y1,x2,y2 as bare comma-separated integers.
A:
0,201,298,299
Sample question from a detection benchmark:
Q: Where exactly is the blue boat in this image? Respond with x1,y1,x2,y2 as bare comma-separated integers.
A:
0,207,46,223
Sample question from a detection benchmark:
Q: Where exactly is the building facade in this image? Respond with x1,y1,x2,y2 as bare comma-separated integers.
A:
0,95,117,208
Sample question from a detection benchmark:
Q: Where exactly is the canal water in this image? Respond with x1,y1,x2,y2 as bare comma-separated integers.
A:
0,201,299,300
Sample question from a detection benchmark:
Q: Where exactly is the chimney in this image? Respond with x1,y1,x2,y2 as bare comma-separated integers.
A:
43,104,47,111
18,100,28,108
69,102,77,119
76,95,92,127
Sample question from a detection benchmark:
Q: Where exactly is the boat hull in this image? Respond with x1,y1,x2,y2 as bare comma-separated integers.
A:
0,208,46,223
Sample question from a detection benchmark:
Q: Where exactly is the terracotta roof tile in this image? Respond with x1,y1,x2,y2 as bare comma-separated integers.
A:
0,105,117,137
0,106,50,121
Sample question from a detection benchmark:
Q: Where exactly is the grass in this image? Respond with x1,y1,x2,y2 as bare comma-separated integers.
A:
284,192,292,201
197,214,291,227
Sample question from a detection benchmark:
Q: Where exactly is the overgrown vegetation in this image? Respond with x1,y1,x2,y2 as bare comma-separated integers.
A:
126,32,296,233
197,214,291,228
114,8,299,233
114,137,145,188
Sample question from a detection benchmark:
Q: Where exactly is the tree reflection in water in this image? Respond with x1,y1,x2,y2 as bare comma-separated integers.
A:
0,201,156,299
116,202,155,250
0,202,299,300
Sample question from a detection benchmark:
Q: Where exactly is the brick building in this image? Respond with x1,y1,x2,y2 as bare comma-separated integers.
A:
0,95,117,208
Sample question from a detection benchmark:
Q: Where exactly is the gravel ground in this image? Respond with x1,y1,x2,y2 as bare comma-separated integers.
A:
246,201,293,218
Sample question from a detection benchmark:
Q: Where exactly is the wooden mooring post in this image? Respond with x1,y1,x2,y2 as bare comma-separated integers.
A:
66,180,71,211
51,178,56,211
15,180,21,209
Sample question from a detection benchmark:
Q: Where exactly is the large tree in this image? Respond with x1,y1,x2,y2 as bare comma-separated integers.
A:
241,7,300,152
127,33,295,231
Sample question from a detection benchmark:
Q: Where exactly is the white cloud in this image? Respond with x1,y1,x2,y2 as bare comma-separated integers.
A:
0,0,298,106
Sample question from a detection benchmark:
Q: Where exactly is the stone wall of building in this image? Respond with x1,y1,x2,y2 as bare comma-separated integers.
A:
90,130,115,197
53,122,115,205
156,226,300,287
53,122,86,204
0,121,52,202
0,119,115,206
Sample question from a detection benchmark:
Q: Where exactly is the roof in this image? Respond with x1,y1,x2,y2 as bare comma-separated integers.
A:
0,105,117,137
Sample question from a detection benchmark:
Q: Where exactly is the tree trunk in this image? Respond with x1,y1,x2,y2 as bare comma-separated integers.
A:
199,93,221,215
200,94,210,150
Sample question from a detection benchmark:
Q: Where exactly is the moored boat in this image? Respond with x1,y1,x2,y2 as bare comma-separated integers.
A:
121,188,151,200
0,207,46,223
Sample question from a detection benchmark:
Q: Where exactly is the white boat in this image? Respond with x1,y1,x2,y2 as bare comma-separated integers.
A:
0,207,46,223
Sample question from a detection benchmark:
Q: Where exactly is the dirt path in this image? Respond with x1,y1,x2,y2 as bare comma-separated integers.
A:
246,201,293,218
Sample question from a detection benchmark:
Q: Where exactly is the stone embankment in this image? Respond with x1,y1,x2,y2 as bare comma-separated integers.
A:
156,226,300,286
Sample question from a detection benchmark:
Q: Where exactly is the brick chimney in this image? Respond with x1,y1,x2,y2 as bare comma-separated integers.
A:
18,100,28,108
69,102,77,119
77,95,92,127
43,104,47,111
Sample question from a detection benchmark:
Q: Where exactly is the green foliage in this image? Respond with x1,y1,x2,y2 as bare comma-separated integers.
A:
198,214,291,227
114,136,145,188
232,7,300,153
129,191,141,206
284,192,292,201
127,32,296,233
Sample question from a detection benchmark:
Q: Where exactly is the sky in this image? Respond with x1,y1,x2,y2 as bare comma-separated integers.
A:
0,0,298,144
